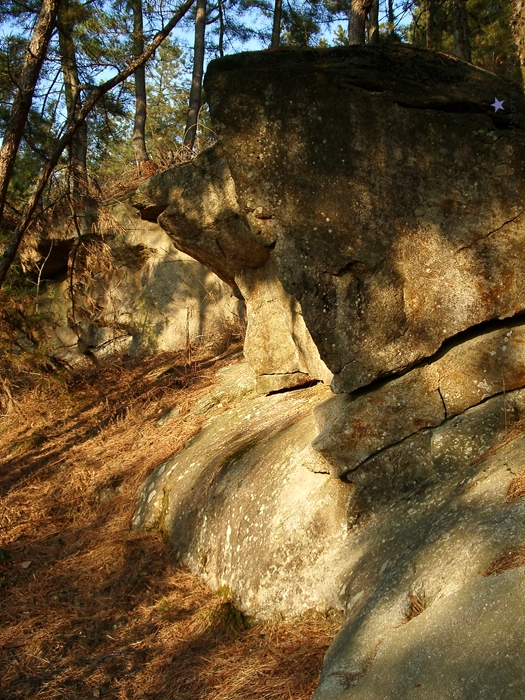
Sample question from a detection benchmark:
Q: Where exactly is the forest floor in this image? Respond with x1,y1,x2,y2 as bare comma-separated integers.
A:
0,343,339,700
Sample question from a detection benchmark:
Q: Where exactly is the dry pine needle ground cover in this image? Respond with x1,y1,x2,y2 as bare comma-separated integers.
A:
0,345,338,700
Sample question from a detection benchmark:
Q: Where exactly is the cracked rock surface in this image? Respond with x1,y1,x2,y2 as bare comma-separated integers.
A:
130,45,525,700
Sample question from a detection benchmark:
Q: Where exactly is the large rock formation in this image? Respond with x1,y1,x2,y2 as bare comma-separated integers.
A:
22,202,239,364
131,45,525,700
133,356,525,699
132,146,332,393
133,44,525,393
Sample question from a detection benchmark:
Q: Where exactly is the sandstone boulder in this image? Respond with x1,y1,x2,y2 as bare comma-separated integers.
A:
129,45,525,700
27,202,239,364
130,144,269,287
131,45,525,393
134,360,525,700
132,369,350,618
313,323,525,477
203,45,525,392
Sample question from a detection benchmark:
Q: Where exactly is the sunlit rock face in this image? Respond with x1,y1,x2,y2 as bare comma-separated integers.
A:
131,45,525,700
203,45,525,392
131,145,333,390
132,365,350,619
133,45,525,393
21,201,239,364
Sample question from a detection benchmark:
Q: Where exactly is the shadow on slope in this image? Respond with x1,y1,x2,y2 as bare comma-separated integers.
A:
0,346,337,700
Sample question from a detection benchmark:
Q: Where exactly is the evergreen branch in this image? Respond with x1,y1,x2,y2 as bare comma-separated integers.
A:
0,0,196,287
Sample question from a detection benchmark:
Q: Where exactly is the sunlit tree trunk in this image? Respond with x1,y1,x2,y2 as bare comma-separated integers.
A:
58,0,89,210
183,0,206,152
130,0,151,172
0,0,60,226
369,0,379,44
348,0,373,44
451,0,471,61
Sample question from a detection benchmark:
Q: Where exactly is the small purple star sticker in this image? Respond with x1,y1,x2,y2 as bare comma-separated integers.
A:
492,97,505,112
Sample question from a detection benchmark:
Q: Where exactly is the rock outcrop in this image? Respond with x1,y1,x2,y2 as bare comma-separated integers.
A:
132,147,332,392
132,44,525,394
131,45,525,700
22,202,239,364
133,356,525,699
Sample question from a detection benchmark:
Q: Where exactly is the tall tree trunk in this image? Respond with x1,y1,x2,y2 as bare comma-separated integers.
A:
348,0,373,44
451,0,471,61
0,0,196,287
271,0,282,48
512,0,525,85
218,0,225,56
0,0,60,226
368,0,379,44
388,0,395,37
183,0,206,152
130,0,150,172
426,0,441,49
58,0,88,207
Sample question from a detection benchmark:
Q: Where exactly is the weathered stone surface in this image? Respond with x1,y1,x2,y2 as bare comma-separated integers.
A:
127,46,525,700
437,324,525,415
313,323,525,477
313,432,525,700
313,367,444,476
132,373,351,618
130,46,525,392
32,202,239,363
203,45,525,392
186,360,256,417
237,258,333,390
327,568,525,700
134,361,525,699
130,144,269,287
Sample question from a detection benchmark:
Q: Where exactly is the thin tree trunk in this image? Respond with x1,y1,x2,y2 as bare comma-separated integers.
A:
58,0,90,235
426,0,441,49
0,0,196,287
388,0,395,37
0,0,60,226
452,0,471,61
58,0,88,194
130,0,150,171
348,0,373,44
218,0,225,56
271,0,282,48
183,0,206,152
369,0,379,44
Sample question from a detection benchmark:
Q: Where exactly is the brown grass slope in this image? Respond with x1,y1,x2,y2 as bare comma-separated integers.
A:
0,345,337,700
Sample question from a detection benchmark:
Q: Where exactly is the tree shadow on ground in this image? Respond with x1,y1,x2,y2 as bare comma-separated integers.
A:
0,347,337,700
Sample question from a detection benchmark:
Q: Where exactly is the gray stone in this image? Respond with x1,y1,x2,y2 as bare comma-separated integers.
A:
312,323,525,478
204,45,525,392
313,432,525,700
313,367,444,477
237,258,332,388
132,377,351,619
130,144,269,287
186,360,256,417
30,201,239,364
333,568,525,700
